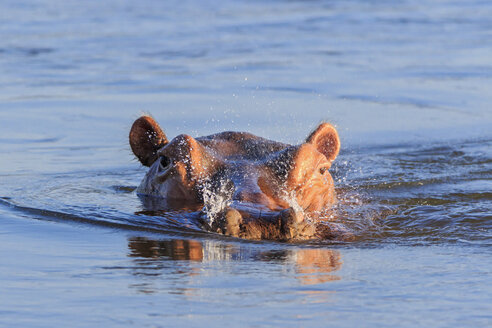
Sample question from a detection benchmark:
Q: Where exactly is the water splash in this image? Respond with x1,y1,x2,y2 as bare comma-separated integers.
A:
201,178,233,224
282,189,305,216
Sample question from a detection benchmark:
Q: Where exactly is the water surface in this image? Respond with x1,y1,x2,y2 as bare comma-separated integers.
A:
1,0,491,327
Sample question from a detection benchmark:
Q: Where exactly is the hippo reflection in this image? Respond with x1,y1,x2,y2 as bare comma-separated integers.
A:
129,237,203,261
128,237,341,285
130,115,342,241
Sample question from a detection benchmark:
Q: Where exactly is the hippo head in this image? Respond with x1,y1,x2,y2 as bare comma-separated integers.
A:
130,115,341,241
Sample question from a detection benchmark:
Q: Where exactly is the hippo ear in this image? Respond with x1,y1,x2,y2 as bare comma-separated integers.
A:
305,123,340,162
129,115,168,167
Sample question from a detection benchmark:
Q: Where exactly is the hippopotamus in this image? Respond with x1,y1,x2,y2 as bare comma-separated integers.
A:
129,115,342,241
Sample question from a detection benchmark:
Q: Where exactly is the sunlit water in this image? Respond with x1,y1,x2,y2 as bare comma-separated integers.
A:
1,0,491,327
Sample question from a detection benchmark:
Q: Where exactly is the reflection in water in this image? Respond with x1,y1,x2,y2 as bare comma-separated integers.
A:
295,248,342,285
126,238,205,294
127,237,342,294
129,237,204,261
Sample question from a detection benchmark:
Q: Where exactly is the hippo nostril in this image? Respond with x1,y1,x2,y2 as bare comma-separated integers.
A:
279,207,304,240
224,207,242,237
280,207,304,225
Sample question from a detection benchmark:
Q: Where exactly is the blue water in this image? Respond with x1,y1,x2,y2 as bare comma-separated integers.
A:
1,0,491,327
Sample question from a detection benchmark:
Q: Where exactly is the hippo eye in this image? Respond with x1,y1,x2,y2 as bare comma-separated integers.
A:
319,167,328,175
159,156,170,169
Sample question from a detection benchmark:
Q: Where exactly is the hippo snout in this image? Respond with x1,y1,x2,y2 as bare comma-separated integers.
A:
202,206,315,241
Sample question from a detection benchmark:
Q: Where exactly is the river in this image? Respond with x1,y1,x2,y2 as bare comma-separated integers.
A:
0,0,491,327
